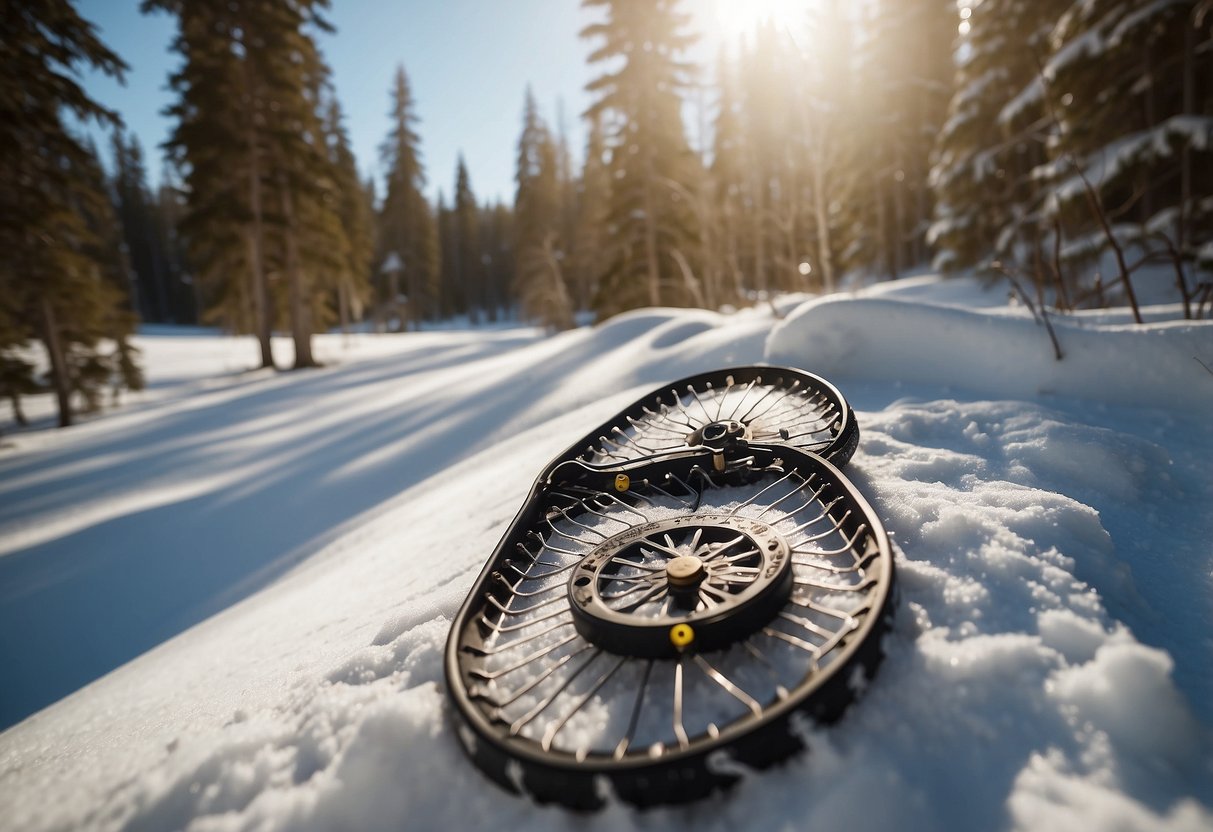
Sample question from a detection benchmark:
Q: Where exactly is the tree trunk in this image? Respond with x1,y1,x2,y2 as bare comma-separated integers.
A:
811,145,836,293
1178,17,1196,318
911,85,928,267
873,166,890,279
723,202,744,302
891,142,906,278
9,392,27,427
278,174,315,369
753,172,767,297
543,232,573,330
40,297,72,428
1142,44,1156,220
240,51,274,370
245,124,274,369
642,161,661,308
388,267,402,332
700,192,717,310
338,278,350,336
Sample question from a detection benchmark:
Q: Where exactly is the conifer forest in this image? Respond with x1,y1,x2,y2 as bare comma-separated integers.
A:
3,0,1212,429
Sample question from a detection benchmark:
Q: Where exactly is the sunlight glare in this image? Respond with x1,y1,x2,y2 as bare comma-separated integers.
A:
708,0,817,38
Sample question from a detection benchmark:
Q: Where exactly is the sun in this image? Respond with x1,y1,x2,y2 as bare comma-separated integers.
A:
704,0,817,40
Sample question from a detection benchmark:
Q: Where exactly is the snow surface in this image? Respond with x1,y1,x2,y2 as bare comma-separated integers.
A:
2,278,1212,831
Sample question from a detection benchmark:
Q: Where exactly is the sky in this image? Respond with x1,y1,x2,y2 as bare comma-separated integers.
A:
75,0,813,206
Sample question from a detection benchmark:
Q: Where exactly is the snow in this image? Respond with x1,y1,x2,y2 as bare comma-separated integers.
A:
1040,115,1213,210
767,293,1213,410
2,279,1212,830
998,78,1043,128
1045,23,1105,81
1108,0,1192,47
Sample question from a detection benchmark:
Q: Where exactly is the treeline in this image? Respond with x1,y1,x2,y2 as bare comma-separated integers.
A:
499,0,958,325
3,0,1211,428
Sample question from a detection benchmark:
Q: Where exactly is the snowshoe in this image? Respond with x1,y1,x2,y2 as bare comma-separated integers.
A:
444,366,893,809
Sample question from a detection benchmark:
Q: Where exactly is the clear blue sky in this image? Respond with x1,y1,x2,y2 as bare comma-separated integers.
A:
74,0,763,206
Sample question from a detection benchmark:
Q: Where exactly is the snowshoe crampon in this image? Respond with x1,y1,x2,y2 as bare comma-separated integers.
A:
444,366,893,809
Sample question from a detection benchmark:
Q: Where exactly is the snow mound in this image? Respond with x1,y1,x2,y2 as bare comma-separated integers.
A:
767,295,1213,410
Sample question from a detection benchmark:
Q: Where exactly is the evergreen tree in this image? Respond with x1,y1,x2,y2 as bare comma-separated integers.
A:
581,0,701,316
929,0,1062,274
931,0,1210,315
378,65,440,329
839,0,955,279
736,24,786,295
151,0,345,367
111,130,195,326
1035,0,1212,313
798,1,859,293
323,98,373,334
0,0,143,427
480,201,516,319
453,156,487,322
155,165,198,324
709,47,746,301
260,2,338,368
570,114,611,312
436,191,458,318
149,0,273,366
113,130,167,322
514,89,572,329
554,100,580,302
75,138,144,410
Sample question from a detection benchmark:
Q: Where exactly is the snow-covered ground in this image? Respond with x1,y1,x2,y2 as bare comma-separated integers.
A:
1,277,1211,831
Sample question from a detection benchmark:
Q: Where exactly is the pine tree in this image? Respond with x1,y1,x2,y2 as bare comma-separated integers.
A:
453,155,486,322
149,0,271,365
155,165,198,324
570,114,611,312
929,0,1062,275
323,98,373,334
75,138,144,410
436,191,458,319
378,65,440,329
480,201,516,319
113,130,166,322
736,24,786,295
837,0,955,279
153,0,347,367
554,100,580,304
797,1,860,293
709,47,747,302
929,0,1210,316
258,1,338,368
581,0,701,316
514,89,572,329
1035,0,1213,313
0,0,143,427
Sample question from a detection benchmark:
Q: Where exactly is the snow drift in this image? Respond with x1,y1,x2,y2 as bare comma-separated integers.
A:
768,294,1213,410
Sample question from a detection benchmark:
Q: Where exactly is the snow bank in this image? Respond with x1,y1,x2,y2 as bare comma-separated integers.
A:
767,295,1213,411
2,281,1211,831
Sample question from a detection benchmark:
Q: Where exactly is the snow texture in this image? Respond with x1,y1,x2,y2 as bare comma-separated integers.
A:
1,278,1212,831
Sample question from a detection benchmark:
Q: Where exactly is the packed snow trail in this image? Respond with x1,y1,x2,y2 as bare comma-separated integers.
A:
1,279,1211,831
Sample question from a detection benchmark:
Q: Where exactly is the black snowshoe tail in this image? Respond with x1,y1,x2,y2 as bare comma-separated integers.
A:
445,428,894,809
547,366,860,475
